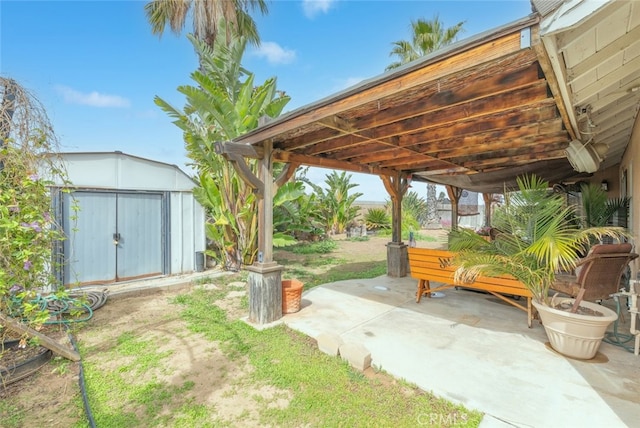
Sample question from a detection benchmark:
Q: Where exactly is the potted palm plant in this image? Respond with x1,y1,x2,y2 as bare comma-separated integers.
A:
579,181,630,230
449,175,629,360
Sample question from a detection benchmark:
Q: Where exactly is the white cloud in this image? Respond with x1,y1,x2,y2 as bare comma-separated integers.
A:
302,0,335,18
55,85,131,108
252,41,296,65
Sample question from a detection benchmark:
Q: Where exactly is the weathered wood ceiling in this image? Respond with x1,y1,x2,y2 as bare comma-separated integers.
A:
235,15,586,194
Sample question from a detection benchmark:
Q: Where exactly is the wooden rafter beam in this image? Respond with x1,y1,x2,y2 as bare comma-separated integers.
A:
452,142,569,164
307,110,473,173
236,25,536,146
305,95,556,158
399,102,559,148
302,80,550,156
456,149,568,170
274,162,299,188
215,141,300,194
227,152,264,197
275,53,541,153
214,141,264,158
419,129,568,160
272,150,396,176
325,108,562,167
344,121,566,166
297,54,538,140
376,152,467,171
415,166,470,176
214,142,265,197
318,115,355,133
531,36,577,140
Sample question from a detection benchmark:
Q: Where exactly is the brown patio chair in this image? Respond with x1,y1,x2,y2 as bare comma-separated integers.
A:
551,243,639,302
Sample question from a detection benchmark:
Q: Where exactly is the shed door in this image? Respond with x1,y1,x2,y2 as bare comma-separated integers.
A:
116,193,163,281
63,191,164,286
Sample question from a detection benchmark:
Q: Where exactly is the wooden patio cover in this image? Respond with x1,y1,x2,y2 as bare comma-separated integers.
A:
232,14,584,195
224,13,596,323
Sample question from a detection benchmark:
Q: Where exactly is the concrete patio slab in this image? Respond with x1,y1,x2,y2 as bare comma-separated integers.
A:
283,275,640,428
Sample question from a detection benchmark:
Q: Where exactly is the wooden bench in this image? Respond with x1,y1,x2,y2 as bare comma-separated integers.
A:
408,247,534,327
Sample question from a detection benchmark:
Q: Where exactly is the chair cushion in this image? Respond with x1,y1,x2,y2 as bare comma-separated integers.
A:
588,243,632,254
575,243,633,283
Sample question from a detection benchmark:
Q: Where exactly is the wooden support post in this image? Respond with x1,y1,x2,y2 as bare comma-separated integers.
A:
215,140,298,325
258,141,274,264
386,242,408,278
380,173,410,277
247,263,284,325
248,140,286,324
446,185,463,231
482,193,493,227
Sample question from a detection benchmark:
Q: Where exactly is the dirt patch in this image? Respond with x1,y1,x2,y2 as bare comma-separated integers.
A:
1,230,448,425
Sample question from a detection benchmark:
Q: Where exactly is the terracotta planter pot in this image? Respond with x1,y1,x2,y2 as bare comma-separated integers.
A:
282,279,304,314
532,298,618,360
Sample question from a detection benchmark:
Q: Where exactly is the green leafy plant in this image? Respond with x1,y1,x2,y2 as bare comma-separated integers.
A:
302,171,363,234
287,240,337,255
155,31,290,270
1,78,69,333
449,175,629,306
364,208,390,231
402,190,429,226
383,197,422,237
145,0,268,48
579,182,630,228
51,356,71,375
273,180,325,245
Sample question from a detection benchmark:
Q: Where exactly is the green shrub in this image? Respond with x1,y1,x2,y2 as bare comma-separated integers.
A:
364,208,390,230
288,240,337,255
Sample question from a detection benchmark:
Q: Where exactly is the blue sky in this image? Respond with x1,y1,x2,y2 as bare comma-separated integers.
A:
2,0,533,201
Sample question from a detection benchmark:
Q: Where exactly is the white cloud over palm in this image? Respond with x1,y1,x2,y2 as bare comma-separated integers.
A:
55,85,130,108
302,0,335,18
251,41,296,65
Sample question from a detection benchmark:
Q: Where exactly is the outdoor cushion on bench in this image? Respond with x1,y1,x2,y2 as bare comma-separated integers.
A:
408,247,534,327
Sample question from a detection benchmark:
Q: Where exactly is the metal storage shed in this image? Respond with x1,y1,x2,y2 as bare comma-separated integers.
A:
51,152,206,286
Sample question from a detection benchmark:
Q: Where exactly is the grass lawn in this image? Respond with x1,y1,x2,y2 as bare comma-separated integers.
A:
3,233,480,427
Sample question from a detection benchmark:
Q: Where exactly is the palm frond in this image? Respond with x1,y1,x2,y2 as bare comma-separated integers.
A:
451,174,631,304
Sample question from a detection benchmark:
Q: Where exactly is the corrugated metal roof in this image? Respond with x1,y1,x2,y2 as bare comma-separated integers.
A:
531,0,564,17
52,151,197,191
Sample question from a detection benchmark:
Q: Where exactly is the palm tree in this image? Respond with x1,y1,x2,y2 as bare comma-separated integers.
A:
385,15,465,71
145,0,268,46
